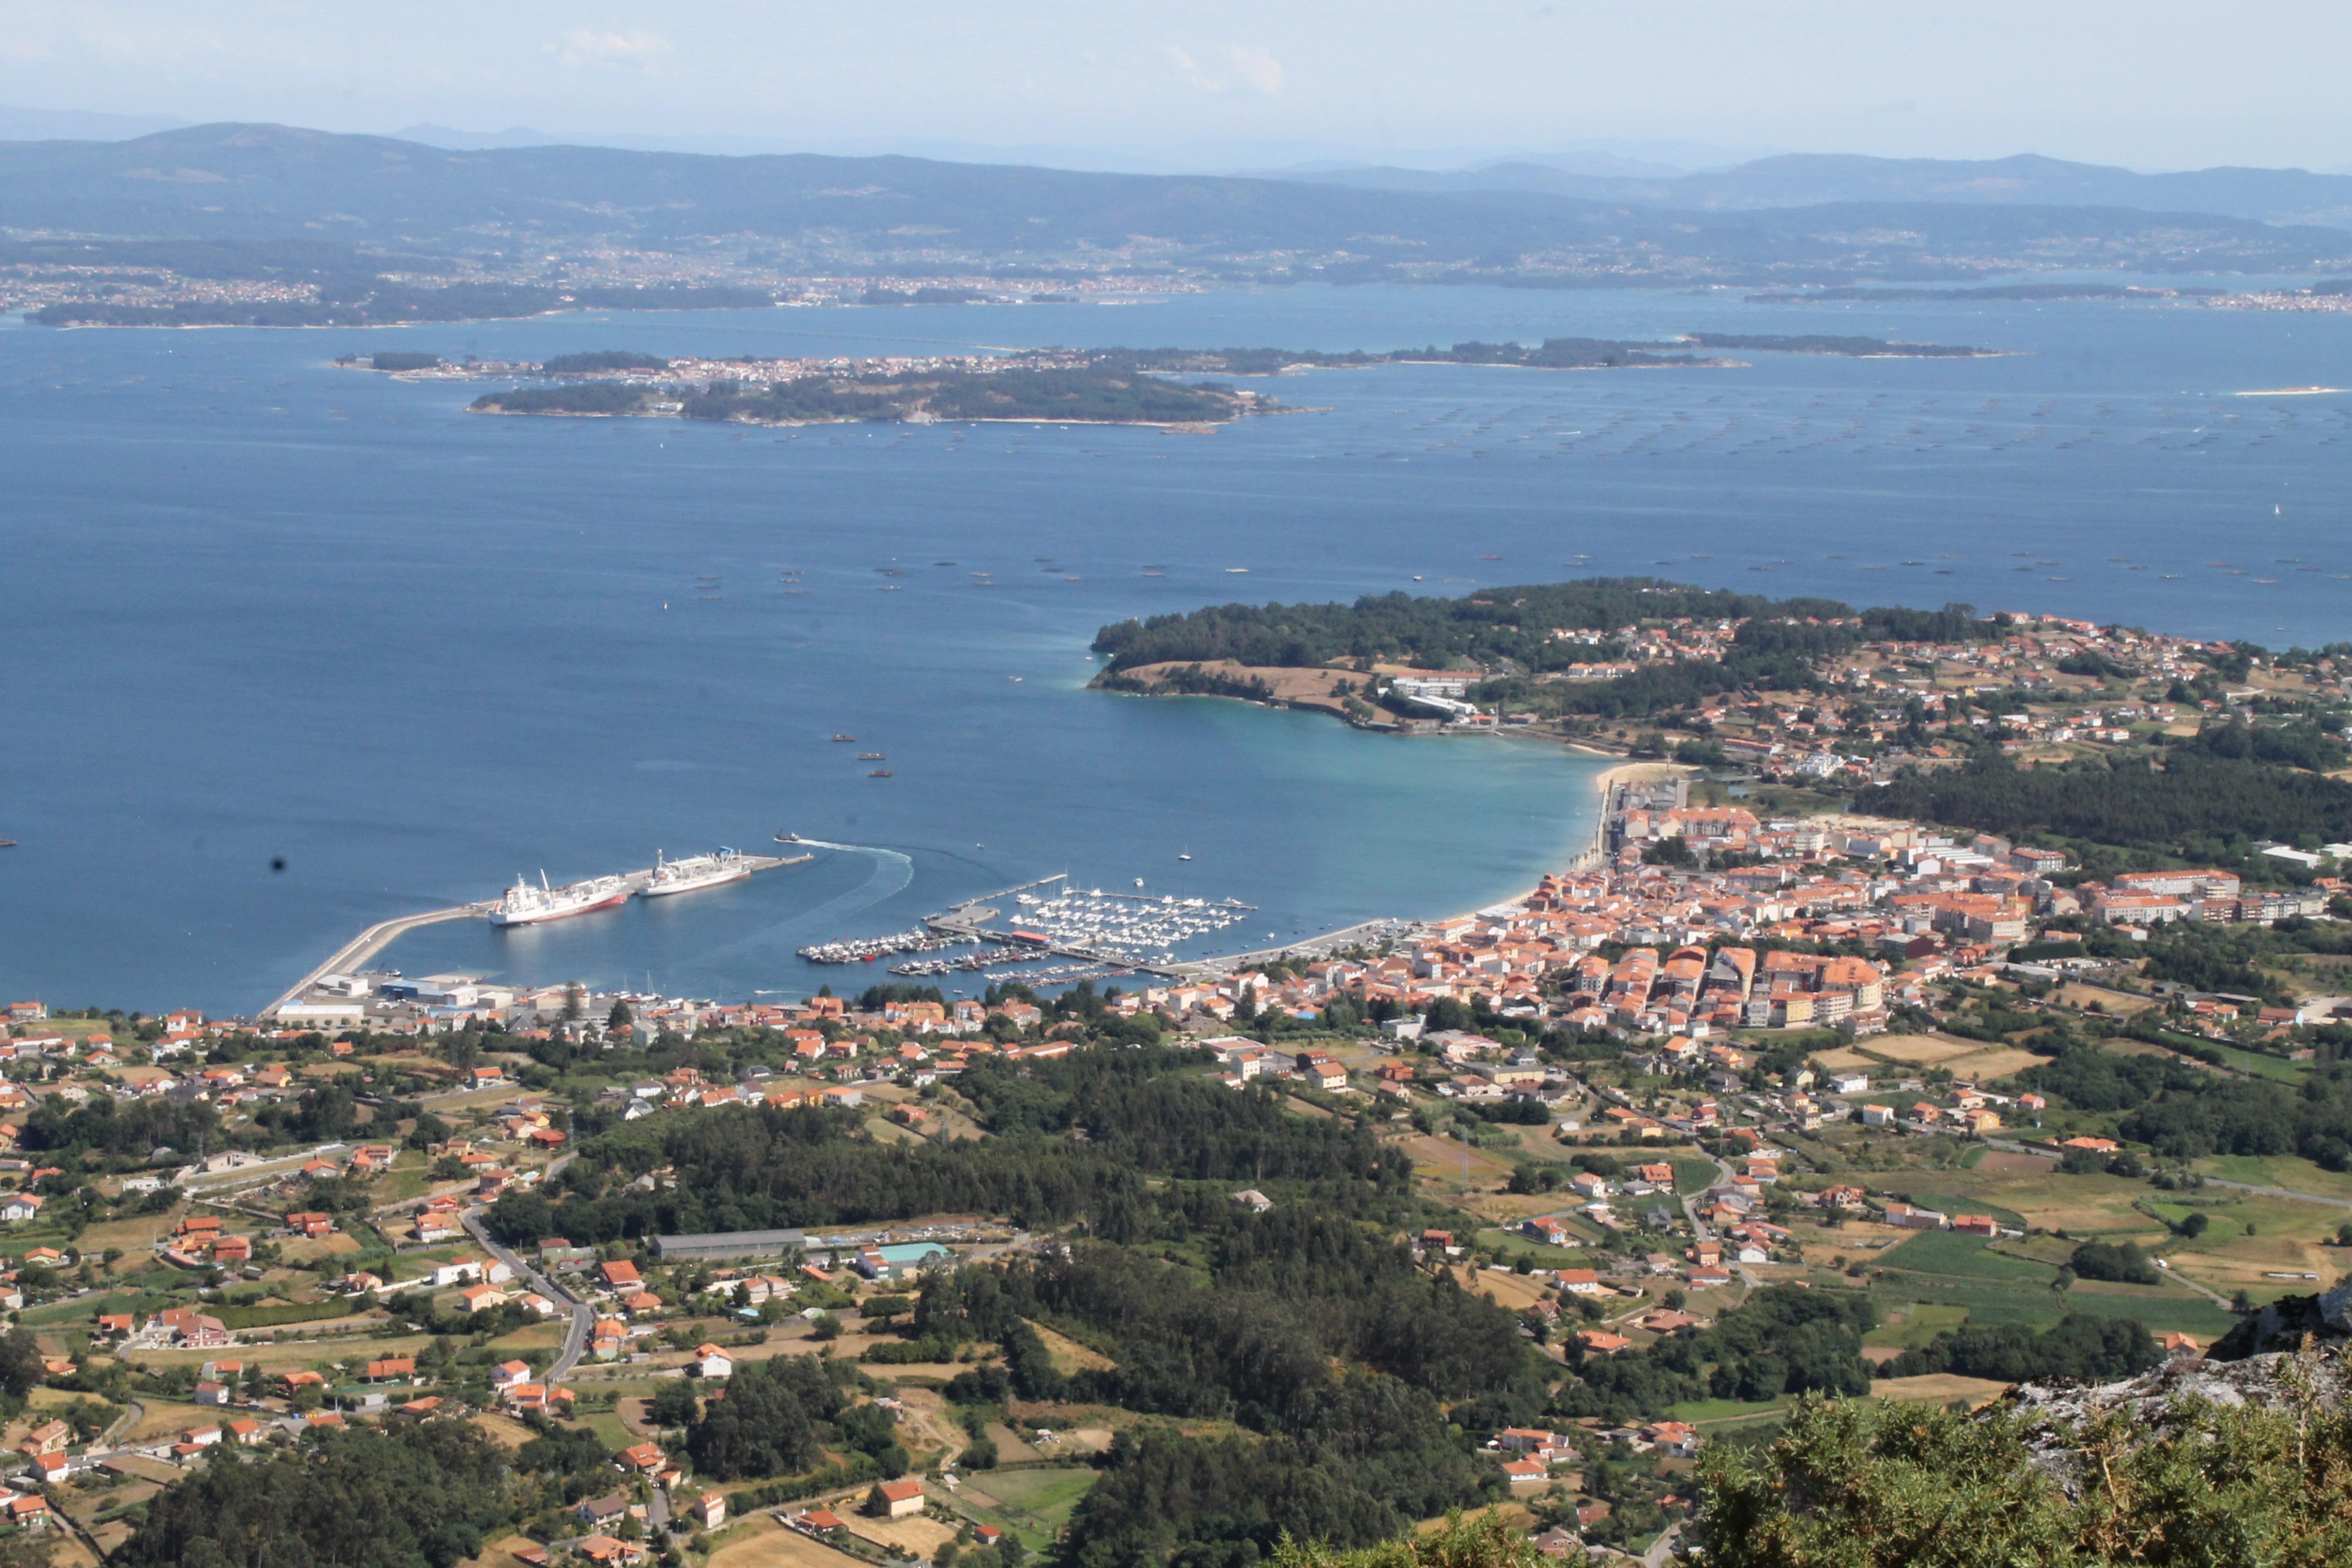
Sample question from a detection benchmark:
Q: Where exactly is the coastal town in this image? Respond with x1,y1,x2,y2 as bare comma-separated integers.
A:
3,727,2350,1564
4,579,2352,1564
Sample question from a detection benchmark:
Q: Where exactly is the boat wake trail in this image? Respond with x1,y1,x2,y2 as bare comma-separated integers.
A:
701,841,914,964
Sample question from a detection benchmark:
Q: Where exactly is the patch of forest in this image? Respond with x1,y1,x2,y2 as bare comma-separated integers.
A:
919,1217,1531,1566
482,1048,1401,1245
2020,1028,2352,1167
1870,753,2352,869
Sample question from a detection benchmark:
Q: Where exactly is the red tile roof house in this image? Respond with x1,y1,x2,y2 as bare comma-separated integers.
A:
1500,1458,1549,1488
617,1441,667,1474
18,1419,70,1457
872,1479,926,1518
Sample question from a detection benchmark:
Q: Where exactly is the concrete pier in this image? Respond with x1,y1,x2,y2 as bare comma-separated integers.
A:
268,852,809,1016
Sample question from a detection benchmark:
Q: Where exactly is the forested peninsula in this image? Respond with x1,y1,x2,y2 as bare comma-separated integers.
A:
1091,577,2352,881
470,365,1259,427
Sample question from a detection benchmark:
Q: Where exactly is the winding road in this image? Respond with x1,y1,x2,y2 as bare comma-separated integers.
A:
462,1199,593,1382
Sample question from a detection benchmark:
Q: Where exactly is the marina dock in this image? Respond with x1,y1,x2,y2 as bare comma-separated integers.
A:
268,852,809,1016
917,874,1248,979
924,872,1071,938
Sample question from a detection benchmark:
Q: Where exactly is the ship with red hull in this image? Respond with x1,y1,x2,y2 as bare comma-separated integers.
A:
489,871,631,927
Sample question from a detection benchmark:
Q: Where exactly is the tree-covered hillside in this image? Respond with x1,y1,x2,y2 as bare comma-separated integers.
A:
1091,579,1991,678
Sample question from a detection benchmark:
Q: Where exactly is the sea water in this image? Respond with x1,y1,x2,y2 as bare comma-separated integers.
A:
3,284,2347,1012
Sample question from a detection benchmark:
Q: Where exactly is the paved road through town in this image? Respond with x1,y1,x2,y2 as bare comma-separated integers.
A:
462,1205,593,1382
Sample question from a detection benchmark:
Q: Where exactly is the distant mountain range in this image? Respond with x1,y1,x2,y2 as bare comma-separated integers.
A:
1288,152,2352,231
4,124,2350,285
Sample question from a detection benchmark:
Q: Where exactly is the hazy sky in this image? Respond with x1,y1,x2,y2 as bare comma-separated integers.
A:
6,1,2350,171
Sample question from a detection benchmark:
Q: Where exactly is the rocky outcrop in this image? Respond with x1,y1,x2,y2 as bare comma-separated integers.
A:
2208,1281,2352,1360
1999,1333,2352,1497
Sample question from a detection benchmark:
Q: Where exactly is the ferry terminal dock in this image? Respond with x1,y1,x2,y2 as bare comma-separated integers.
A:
267,852,809,1016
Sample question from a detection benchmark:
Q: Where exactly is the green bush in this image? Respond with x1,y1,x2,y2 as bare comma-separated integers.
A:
1697,1391,2352,1566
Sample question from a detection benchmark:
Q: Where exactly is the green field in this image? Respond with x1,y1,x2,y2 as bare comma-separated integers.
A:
1877,1229,2054,1282
571,1409,636,1451
2194,1153,2352,1204
1869,1275,2069,1329
951,1466,1097,1550
2194,1044,2310,1085
2053,1286,2239,1337
1870,1269,2238,1338
1863,1303,1969,1351
1673,1158,1721,1196
1666,1396,1788,1425
1474,1229,1591,1269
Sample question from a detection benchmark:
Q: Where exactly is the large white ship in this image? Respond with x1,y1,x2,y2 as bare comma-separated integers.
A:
641,847,752,899
488,871,631,927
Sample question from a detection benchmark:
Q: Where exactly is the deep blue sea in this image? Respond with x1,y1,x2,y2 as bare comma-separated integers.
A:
5,284,2349,1013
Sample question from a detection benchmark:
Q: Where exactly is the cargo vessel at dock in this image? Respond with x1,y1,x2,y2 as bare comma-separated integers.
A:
488,871,631,927
642,847,752,898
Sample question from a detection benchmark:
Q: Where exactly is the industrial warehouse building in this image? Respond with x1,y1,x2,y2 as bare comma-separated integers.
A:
652,1229,808,1262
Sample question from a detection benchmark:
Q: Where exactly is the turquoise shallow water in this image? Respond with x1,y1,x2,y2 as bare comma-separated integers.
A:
3,283,2347,1012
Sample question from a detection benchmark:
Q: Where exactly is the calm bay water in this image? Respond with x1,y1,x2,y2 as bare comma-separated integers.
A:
4,284,2348,1012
